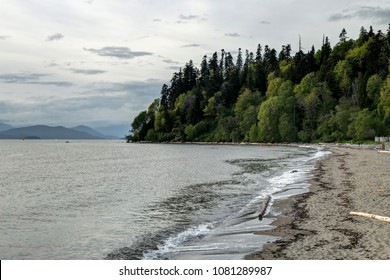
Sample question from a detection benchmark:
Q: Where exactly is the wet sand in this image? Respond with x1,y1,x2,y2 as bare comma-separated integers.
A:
248,146,390,260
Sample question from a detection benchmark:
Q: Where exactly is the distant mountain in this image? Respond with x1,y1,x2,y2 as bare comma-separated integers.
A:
0,125,104,139
94,124,129,139
71,125,118,139
0,123,13,132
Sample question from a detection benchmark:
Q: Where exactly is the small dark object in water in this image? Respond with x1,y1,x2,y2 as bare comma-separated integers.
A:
258,195,271,221
291,170,298,173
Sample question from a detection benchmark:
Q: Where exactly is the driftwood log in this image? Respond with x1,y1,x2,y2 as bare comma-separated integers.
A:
258,195,271,221
349,211,390,223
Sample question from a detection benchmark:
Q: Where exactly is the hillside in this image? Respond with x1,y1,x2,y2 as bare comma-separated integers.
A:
128,25,390,143
71,125,118,139
0,123,13,132
0,125,103,139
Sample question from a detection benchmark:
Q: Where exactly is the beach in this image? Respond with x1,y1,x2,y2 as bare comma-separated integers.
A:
248,146,390,260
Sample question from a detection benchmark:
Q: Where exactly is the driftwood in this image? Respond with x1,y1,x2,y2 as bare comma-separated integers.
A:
258,195,271,221
349,211,390,223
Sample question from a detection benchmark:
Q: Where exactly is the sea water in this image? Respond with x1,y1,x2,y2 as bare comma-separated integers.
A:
0,140,328,259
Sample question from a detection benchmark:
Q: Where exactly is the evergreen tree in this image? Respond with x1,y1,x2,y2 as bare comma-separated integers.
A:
339,28,348,43
236,48,243,72
279,44,292,61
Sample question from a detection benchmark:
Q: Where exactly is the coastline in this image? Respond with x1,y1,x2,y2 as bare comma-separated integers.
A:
247,146,390,260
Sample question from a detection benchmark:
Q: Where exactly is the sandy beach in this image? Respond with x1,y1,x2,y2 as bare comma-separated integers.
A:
248,146,390,260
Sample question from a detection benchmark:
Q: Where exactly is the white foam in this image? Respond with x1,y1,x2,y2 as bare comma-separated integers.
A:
142,222,215,259
267,148,330,192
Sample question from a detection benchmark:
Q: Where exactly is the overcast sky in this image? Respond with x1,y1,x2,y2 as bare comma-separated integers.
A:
1,0,389,129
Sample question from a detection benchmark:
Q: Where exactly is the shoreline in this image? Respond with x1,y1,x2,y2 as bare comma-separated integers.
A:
247,146,390,260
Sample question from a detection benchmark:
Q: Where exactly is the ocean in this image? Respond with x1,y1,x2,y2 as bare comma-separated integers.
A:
0,140,328,260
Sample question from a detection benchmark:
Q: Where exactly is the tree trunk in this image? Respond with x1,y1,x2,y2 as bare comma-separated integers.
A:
258,195,271,221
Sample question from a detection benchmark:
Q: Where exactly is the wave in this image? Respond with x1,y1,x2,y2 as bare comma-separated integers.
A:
142,222,215,259
267,148,330,198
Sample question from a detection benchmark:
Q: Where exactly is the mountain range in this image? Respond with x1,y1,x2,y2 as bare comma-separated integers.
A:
0,123,13,132
0,123,121,139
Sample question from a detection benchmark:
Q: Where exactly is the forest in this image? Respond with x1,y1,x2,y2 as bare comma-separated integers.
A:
127,25,390,143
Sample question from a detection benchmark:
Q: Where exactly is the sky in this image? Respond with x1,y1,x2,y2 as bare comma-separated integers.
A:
1,0,390,133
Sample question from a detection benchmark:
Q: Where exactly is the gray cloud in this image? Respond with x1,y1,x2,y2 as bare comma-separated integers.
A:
259,21,271,25
31,81,73,87
181,44,200,48
83,46,153,59
136,35,150,40
153,18,162,22
329,12,354,21
46,33,64,41
0,35,10,40
0,72,73,87
179,14,199,20
225,32,240,37
329,6,390,24
167,66,181,71
145,78,162,82
162,58,180,65
177,14,207,24
46,62,59,67
69,68,106,75
92,80,163,95
0,73,47,83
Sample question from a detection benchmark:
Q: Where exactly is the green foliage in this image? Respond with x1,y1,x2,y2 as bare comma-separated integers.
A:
294,72,318,105
265,73,283,98
214,116,239,142
317,98,358,142
249,124,259,142
345,42,368,69
130,111,150,141
379,75,390,121
184,124,195,141
366,74,383,107
184,119,215,141
334,60,352,93
203,95,218,117
279,113,298,142
258,96,282,142
145,128,158,142
234,89,262,140
348,109,385,140
129,25,390,143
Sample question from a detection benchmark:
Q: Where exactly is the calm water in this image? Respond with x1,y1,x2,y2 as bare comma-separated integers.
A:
0,140,328,259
